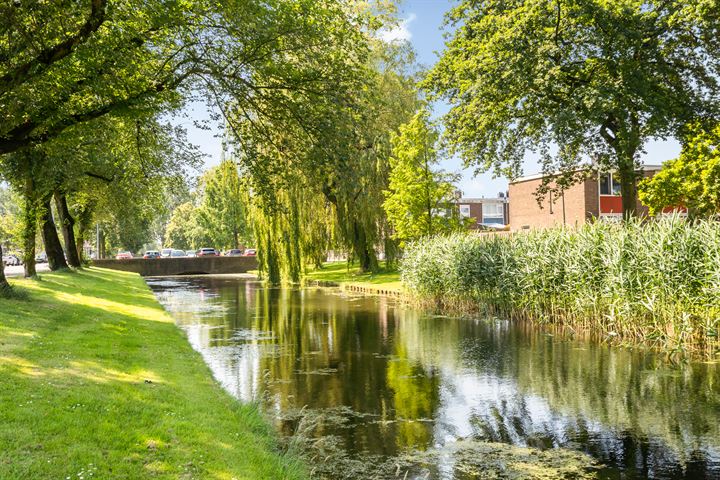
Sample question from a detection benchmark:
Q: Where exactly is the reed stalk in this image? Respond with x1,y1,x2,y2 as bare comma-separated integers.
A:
401,216,720,356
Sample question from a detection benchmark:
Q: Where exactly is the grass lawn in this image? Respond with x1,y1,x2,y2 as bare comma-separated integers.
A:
0,268,306,480
303,262,402,293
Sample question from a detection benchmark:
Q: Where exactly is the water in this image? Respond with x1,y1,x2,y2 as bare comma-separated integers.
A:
147,276,720,479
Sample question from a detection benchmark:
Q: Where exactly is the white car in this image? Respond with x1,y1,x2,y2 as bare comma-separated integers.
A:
2,254,22,266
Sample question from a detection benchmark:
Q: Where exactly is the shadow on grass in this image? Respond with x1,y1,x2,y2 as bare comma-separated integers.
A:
0,268,306,480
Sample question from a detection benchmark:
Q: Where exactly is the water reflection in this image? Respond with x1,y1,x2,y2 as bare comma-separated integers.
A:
148,276,720,479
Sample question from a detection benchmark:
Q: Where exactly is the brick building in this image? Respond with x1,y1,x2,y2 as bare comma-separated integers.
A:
457,196,510,229
508,166,662,230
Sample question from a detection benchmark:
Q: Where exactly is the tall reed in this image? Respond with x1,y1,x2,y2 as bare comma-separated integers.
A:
401,216,720,355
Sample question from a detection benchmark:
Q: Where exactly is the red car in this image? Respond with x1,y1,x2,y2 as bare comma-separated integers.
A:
116,251,133,260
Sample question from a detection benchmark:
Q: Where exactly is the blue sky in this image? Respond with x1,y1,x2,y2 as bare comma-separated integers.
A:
180,0,680,198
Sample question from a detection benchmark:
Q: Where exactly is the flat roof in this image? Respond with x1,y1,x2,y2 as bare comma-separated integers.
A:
457,197,507,203
511,165,664,184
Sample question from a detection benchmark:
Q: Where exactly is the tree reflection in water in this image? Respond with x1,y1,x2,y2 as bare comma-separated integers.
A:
148,277,720,479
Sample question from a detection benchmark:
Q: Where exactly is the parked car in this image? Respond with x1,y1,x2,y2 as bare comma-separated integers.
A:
185,250,197,258
2,254,21,266
242,249,256,256
35,252,48,263
197,248,219,257
170,249,186,257
160,248,173,258
224,249,244,256
115,251,133,260
143,250,161,259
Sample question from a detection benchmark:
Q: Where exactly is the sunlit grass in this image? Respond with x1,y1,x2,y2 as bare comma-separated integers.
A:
0,268,306,479
304,261,402,292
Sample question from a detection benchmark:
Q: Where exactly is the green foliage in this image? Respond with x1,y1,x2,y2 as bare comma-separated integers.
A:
195,160,250,250
639,124,720,218
164,161,253,252
165,202,203,251
401,217,720,355
383,109,463,246
422,0,720,216
245,182,333,284
0,0,194,155
0,185,21,251
233,39,421,278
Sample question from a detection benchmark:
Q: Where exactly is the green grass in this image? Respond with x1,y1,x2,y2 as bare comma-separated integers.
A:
303,261,402,292
0,268,306,480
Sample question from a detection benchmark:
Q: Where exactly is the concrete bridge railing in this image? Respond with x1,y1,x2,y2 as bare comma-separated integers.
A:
92,256,258,276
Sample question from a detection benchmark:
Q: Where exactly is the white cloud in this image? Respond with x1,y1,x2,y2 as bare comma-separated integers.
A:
378,13,416,43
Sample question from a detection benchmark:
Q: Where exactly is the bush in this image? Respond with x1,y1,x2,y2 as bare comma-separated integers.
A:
401,216,720,354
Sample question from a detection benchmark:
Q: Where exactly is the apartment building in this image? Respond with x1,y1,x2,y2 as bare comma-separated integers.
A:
457,196,510,229
508,167,662,230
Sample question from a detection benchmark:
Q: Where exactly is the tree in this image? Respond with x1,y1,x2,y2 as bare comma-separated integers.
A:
0,0,373,295
0,186,21,252
0,186,21,294
195,160,250,251
639,124,720,218
232,39,421,278
422,0,720,217
165,203,206,251
0,0,198,156
383,109,463,246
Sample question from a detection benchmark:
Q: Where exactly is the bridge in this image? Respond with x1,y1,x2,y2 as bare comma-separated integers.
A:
92,256,258,276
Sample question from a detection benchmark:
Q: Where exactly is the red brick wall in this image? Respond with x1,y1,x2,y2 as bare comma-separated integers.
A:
509,177,597,230
510,171,657,230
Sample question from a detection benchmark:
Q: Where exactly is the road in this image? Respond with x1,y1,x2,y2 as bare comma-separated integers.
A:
4,263,50,277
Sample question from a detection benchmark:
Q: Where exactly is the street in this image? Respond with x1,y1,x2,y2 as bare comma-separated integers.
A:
4,263,50,277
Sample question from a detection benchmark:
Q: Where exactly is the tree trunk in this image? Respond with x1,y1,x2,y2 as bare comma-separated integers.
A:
75,204,94,263
351,221,378,273
40,196,68,271
97,227,106,259
22,174,37,278
617,156,639,219
53,192,82,267
0,243,12,296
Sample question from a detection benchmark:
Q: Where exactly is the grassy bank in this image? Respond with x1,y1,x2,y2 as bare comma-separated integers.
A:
401,217,720,356
0,268,306,479
303,261,402,295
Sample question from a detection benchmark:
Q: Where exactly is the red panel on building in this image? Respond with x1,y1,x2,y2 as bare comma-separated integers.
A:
599,196,623,214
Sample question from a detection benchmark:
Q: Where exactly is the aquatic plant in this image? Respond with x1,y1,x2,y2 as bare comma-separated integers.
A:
401,216,720,355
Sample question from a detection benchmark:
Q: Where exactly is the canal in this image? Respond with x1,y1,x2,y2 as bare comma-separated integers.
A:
147,276,720,479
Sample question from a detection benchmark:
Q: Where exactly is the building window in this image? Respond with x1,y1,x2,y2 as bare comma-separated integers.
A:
459,204,471,218
482,203,505,224
599,173,622,195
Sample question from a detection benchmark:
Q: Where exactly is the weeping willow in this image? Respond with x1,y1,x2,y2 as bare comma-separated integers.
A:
228,39,419,283
244,176,334,284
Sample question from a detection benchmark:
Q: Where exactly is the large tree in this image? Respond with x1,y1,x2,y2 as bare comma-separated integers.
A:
383,109,463,246
422,0,720,217
195,160,251,251
233,40,421,277
0,0,402,293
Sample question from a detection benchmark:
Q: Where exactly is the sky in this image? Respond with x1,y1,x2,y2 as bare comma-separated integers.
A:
178,0,681,199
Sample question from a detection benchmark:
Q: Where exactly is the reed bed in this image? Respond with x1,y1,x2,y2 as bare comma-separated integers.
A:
401,216,720,356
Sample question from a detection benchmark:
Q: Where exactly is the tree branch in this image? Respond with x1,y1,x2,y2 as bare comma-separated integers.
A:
0,0,108,92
